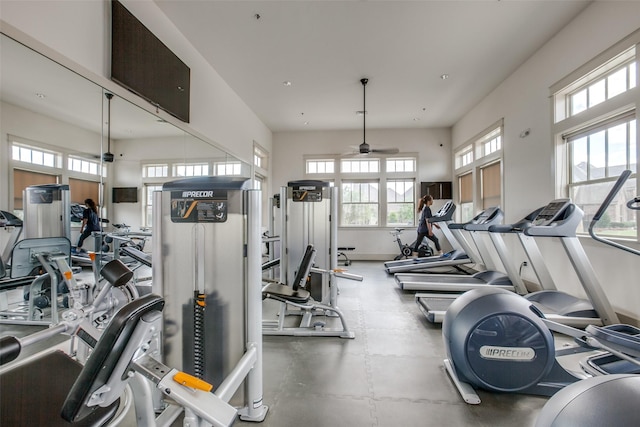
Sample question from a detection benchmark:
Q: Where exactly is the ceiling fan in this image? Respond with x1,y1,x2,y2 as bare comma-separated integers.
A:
354,78,399,155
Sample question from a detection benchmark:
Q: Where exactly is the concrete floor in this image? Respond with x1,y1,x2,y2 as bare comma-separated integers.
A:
238,260,548,427
0,260,553,427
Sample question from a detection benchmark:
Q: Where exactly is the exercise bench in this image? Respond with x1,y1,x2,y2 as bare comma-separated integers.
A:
262,244,362,339
337,246,355,266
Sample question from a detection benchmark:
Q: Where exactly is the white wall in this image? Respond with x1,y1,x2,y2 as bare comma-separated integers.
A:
452,1,640,322
272,127,452,258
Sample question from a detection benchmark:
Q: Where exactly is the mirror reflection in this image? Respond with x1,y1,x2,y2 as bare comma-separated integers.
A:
1,33,245,244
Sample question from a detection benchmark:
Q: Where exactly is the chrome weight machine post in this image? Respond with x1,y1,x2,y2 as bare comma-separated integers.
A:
329,186,339,308
237,189,268,422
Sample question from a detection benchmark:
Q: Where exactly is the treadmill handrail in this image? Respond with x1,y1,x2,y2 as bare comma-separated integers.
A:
588,170,640,256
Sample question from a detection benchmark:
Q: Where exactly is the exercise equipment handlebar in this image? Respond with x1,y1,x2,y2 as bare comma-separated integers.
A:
0,323,69,365
588,169,640,256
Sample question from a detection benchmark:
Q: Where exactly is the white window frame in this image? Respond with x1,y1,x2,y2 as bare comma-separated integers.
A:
214,161,242,176
454,121,504,221
173,162,209,177
552,31,640,240
68,155,101,177
142,164,169,178
143,184,163,227
11,139,62,169
306,159,335,175
304,153,418,228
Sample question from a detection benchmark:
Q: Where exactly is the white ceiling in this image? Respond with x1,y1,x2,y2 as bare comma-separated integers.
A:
155,0,591,132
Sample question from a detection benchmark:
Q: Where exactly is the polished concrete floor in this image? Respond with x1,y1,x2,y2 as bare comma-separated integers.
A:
0,260,552,427
238,261,548,427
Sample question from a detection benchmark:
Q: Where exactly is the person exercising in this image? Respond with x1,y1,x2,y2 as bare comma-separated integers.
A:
414,195,442,256
76,198,100,252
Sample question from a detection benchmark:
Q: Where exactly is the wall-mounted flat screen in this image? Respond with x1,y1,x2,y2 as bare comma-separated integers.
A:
112,187,138,203
111,0,190,122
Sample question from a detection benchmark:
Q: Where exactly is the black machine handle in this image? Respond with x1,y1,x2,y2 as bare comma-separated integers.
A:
0,323,68,366
0,336,21,365
588,169,640,256
627,197,640,211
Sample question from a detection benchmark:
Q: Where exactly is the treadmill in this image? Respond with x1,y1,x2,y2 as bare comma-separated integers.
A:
417,199,619,327
0,210,23,265
384,201,484,274
397,207,526,293
521,199,619,327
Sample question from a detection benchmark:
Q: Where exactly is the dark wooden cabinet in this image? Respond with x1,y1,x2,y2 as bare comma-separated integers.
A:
420,181,452,200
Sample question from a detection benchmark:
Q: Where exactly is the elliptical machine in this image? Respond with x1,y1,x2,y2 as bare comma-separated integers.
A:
442,170,639,405
534,170,640,427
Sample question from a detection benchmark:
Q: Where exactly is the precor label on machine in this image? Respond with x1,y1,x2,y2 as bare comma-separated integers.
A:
170,190,228,223
479,345,536,361
28,188,55,204
291,186,323,202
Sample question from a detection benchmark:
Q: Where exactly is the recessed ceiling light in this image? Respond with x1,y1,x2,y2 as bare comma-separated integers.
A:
35,93,46,99
440,74,449,80
304,121,310,125
283,81,292,86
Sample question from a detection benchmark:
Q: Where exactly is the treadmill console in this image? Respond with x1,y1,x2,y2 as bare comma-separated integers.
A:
469,206,499,224
531,199,571,226
434,201,454,217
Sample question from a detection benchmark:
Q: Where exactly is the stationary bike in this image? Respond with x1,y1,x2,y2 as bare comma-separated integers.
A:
390,228,433,260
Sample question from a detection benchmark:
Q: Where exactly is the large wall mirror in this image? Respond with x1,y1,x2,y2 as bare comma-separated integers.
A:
1,32,246,249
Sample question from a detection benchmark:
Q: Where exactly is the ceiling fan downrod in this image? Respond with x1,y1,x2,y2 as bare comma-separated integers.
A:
361,78,368,147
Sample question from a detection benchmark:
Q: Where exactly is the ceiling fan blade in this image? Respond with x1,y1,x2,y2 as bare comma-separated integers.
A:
371,148,400,154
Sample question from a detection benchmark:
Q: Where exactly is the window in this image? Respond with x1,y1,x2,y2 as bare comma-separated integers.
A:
479,129,502,158
174,163,209,177
12,169,59,212
304,154,417,227
142,164,169,178
69,178,100,205
254,145,268,170
12,142,61,168
341,159,379,173
454,122,503,220
458,173,474,222
565,113,637,236
455,146,474,169
143,184,163,227
554,46,636,122
306,159,335,174
68,156,101,176
386,180,415,226
386,158,416,173
481,162,502,209
553,34,639,239
341,181,379,226
214,161,242,176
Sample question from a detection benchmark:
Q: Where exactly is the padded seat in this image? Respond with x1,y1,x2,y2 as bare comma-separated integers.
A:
0,350,119,426
261,244,315,304
262,282,310,304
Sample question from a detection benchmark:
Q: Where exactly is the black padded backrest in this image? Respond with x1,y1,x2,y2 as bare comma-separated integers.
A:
291,245,316,290
60,294,165,422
